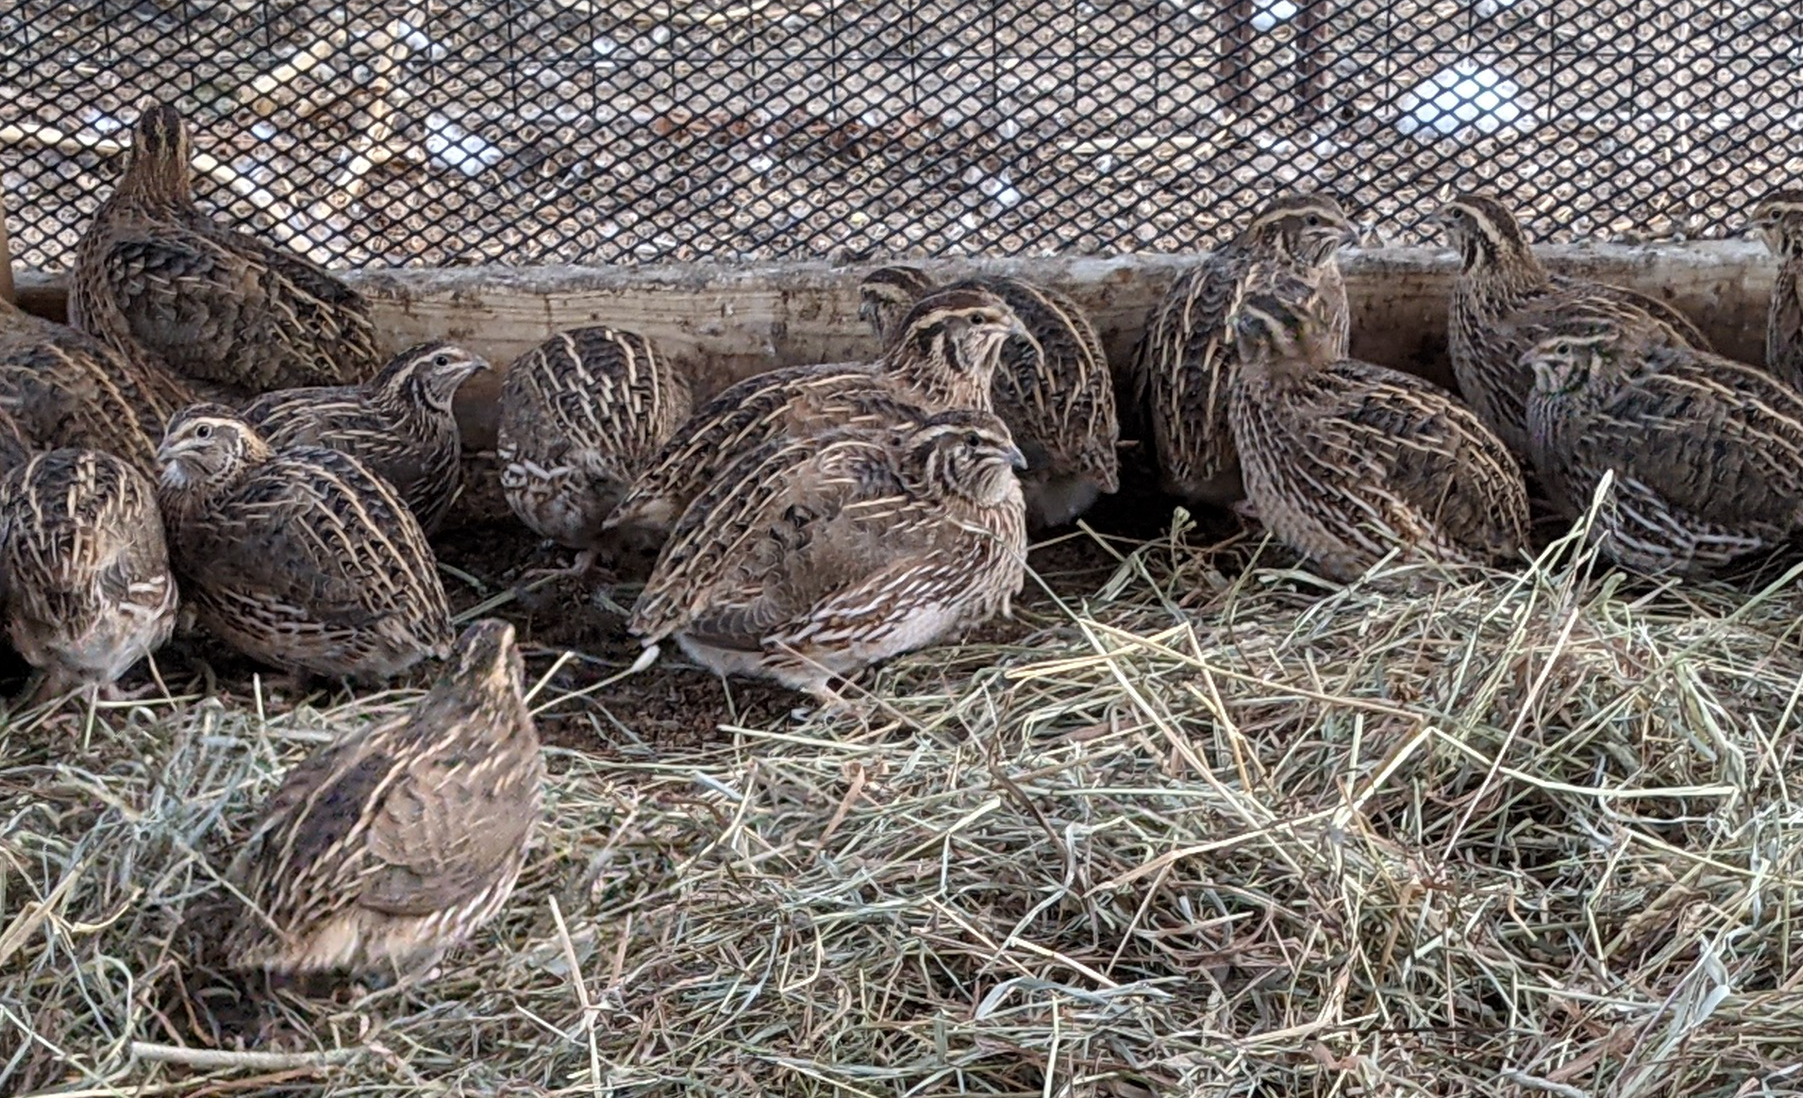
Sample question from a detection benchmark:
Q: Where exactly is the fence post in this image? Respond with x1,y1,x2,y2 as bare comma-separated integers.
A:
0,185,14,305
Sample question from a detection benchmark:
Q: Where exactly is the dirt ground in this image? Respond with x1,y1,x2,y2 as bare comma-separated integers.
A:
3,0,1795,273
427,470,1207,753
0,465,1206,758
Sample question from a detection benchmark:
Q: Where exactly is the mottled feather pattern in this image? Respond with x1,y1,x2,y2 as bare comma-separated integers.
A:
0,298,192,479
1134,193,1355,508
159,410,452,681
1228,278,1528,581
1437,192,1709,456
630,412,1027,696
1525,324,1803,576
227,619,543,975
70,101,379,396
0,448,178,692
605,363,923,537
612,287,1015,541
1233,361,1527,578
242,343,486,532
497,326,692,549
1754,190,1803,390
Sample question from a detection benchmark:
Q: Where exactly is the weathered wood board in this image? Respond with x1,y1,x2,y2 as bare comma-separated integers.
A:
15,241,1776,452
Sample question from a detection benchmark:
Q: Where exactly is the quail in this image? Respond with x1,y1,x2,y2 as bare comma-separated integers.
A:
1134,192,1359,508
1432,191,1709,456
1227,267,1530,581
858,266,1120,529
225,618,542,979
628,408,1028,702
242,341,489,533
156,404,453,682
71,100,382,398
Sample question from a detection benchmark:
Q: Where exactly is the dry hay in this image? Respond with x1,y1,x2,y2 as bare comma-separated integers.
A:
5,515,1803,1096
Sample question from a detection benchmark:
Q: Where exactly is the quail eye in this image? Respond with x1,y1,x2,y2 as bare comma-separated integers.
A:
1554,342,1570,356
195,423,213,440
964,432,982,447
434,353,452,367
1305,214,1321,227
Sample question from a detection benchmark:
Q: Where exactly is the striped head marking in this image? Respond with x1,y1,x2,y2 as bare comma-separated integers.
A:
905,408,1027,507
375,342,492,413
1240,192,1358,266
1428,192,1534,271
1521,319,1623,398
157,403,268,490
891,287,1024,393
1752,190,1803,259
858,266,939,346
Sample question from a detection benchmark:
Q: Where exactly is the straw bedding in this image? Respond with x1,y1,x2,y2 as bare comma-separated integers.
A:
4,513,1802,1096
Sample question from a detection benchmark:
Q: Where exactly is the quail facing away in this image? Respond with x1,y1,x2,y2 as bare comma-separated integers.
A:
1134,192,1358,509
0,295,195,480
628,408,1028,703
225,618,543,979
858,266,1120,529
496,325,692,576
1522,313,1803,577
1752,189,1803,390
70,100,382,398
1431,192,1710,457
1227,268,1529,582
0,448,178,702
241,342,490,533
156,404,453,682
606,286,1020,545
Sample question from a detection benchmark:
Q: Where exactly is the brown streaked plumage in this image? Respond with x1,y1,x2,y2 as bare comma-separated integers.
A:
0,448,178,700
606,286,1019,543
70,100,381,397
496,326,691,573
858,266,1120,529
629,408,1028,701
0,296,195,480
1227,268,1529,582
1133,192,1358,509
1523,313,1803,577
0,406,29,476
241,342,489,533
225,618,542,978
156,404,452,681
1432,192,1711,456
1752,189,1803,390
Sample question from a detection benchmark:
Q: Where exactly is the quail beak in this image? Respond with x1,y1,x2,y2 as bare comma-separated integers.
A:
155,437,194,466
1338,223,1363,248
857,299,874,326
1007,445,1029,472
1529,359,1558,391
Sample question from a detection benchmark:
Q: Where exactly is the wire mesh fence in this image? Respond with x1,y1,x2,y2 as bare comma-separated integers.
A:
2,1,1800,273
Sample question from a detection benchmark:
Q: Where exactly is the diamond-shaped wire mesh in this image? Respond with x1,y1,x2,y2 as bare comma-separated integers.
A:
2,0,1800,272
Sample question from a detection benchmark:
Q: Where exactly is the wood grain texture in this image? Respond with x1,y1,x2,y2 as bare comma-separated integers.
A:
16,239,1774,463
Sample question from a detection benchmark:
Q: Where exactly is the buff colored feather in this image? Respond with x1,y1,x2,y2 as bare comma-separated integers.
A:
157,404,452,681
226,619,542,978
71,100,381,397
630,409,1028,700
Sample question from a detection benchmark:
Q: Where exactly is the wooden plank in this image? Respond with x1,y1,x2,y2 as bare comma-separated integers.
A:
15,240,1777,450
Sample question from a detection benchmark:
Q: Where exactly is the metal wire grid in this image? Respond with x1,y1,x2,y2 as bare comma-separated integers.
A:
1,0,1799,272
